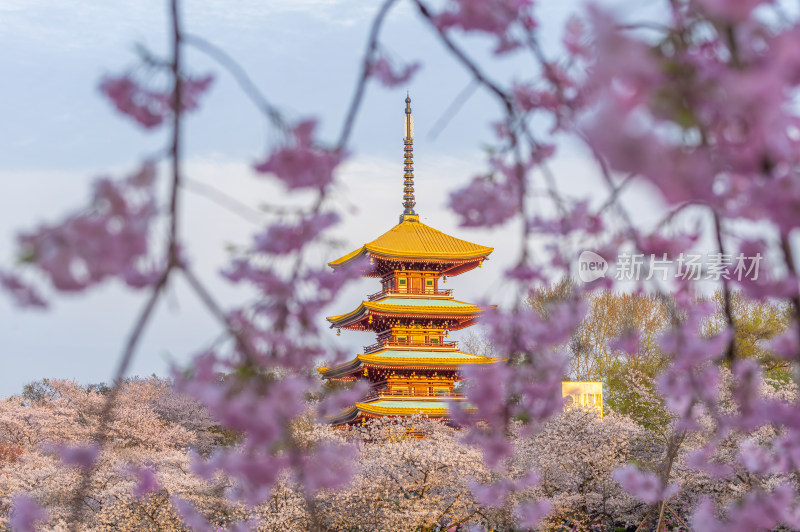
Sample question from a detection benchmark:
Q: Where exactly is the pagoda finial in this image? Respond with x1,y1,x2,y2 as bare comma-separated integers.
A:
401,94,417,222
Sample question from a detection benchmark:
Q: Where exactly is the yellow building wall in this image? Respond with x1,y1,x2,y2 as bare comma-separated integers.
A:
562,381,603,416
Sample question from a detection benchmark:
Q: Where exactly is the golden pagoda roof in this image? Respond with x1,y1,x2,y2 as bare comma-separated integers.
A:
318,349,497,378
326,297,488,329
325,397,478,424
356,399,453,416
329,216,493,268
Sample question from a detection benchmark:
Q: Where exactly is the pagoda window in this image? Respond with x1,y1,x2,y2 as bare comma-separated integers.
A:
432,386,449,396
425,278,434,293
430,337,439,345
397,336,407,344
398,278,407,293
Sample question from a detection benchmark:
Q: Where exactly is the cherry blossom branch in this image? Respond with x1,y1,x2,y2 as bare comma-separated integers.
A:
336,0,398,151
412,0,513,114
597,173,635,216
779,234,800,370
68,269,169,528
712,210,735,364
69,1,187,527
180,265,261,364
181,177,265,225
428,80,479,140
183,33,286,132
167,0,184,265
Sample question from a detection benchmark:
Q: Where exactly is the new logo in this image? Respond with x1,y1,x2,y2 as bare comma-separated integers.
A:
578,251,608,283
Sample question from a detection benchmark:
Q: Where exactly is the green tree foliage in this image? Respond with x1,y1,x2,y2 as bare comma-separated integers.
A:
529,284,791,420
706,290,792,380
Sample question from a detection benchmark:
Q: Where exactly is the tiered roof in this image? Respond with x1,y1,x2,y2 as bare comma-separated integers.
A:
329,216,493,272
327,297,488,330
319,349,497,379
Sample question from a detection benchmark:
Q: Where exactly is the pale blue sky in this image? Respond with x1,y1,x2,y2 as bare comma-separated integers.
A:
0,0,664,396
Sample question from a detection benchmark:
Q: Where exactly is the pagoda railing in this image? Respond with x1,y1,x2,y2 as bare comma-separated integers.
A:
363,389,466,401
367,287,453,301
363,339,458,355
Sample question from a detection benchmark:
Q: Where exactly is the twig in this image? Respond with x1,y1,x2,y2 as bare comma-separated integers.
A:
413,0,513,115
68,270,169,529
656,499,667,531
168,0,184,265
597,173,635,215
427,80,478,141
336,0,399,151
183,33,286,132
69,1,186,526
180,266,260,364
665,502,693,532
182,176,265,225
712,210,735,365
779,235,800,380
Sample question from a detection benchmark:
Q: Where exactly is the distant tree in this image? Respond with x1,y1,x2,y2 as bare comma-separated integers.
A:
20,379,60,406
511,409,645,531
0,378,235,530
706,290,792,380
319,417,492,530
528,282,672,411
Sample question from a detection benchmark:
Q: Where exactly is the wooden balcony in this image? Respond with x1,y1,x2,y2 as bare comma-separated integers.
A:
362,388,466,401
367,287,453,301
363,338,458,354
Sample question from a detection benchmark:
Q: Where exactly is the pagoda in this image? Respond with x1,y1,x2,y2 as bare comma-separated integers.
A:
319,96,497,425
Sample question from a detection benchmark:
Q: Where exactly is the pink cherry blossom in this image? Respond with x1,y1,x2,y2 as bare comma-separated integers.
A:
691,484,800,531
253,212,339,255
694,0,773,23
9,495,48,532
613,465,679,504
171,497,215,532
299,441,356,494
562,16,588,58
99,73,214,129
435,0,534,53
529,200,603,236
449,176,519,227
368,56,421,87
608,329,641,356
179,74,214,111
767,328,798,359
515,499,551,528
51,443,99,470
254,119,343,190
16,163,159,293
0,270,47,308
127,466,160,497
100,76,166,129
512,83,560,113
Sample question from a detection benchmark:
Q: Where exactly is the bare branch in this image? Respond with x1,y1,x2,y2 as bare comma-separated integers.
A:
184,33,286,132
336,0,399,151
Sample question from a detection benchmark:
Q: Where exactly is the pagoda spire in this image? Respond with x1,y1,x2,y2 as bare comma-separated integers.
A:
401,94,417,222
